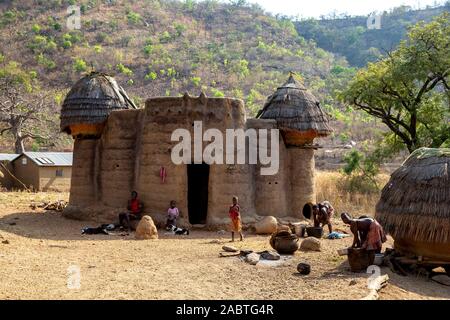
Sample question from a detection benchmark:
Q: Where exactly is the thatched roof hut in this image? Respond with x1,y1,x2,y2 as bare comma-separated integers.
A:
61,72,137,138
375,148,450,261
256,75,332,146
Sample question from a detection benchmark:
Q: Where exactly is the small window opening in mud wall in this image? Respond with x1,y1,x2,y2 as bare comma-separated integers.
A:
302,203,313,219
56,169,63,177
187,163,209,224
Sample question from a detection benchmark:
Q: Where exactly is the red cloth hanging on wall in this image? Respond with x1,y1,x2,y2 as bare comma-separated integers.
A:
160,166,167,183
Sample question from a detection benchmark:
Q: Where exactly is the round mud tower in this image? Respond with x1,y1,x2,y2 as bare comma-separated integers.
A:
135,216,158,240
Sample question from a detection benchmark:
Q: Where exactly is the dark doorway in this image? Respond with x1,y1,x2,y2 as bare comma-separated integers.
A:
187,163,209,224
302,203,313,220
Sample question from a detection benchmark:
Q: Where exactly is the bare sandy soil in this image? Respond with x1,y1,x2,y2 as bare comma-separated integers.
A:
0,203,449,300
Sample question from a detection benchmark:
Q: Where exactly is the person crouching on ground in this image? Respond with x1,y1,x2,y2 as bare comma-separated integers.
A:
119,191,143,232
313,201,334,233
166,200,180,229
340,212,387,253
229,196,243,242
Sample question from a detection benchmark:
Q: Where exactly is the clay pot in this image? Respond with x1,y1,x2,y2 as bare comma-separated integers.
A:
270,231,299,254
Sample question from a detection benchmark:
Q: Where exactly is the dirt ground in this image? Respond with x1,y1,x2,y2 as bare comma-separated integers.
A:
0,197,449,300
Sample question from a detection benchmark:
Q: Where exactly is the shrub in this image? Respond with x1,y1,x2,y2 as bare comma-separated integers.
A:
144,71,157,80
190,76,201,87
62,40,72,49
143,44,153,55
159,31,172,43
31,24,41,34
211,88,225,98
127,11,141,25
116,63,133,76
73,58,87,72
93,45,102,53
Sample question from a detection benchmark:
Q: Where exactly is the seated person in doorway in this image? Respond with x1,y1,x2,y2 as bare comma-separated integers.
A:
166,200,180,229
119,191,144,232
229,196,243,242
341,212,387,253
313,201,334,233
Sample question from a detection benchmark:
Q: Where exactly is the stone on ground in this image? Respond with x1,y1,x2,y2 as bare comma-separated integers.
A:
300,237,321,251
260,251,281,261
222,245,238,252
254,216,278,234
245,252,260,265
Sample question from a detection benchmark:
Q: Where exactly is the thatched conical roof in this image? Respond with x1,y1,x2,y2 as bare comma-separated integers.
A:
256,75,332,146
60,72,137,135
375,148,450,244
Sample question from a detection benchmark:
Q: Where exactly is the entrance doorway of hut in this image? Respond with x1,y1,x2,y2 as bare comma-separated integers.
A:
187,163,209,225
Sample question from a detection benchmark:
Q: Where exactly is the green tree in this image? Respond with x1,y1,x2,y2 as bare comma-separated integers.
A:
340,14,450,153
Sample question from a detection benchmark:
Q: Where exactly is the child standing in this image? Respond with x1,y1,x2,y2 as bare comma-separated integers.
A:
229,196,243,242
166,200,180,229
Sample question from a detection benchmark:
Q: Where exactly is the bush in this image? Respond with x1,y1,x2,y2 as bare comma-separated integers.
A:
143,44,153,56
31,24,41,34
73,58,87,72
127,11,141,25
144,71,157,80
62,40,72,49
93,45,102,53
159,31,172,43
211,88,225,98
36,53,56,69
116,63,133,76
190,76,201,87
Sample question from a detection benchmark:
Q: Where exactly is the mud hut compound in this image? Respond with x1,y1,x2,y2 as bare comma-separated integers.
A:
376,148,450,263
61,74,332,227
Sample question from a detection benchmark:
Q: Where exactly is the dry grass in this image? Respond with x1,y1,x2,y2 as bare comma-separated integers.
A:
315,170,390,218
0,190,69,211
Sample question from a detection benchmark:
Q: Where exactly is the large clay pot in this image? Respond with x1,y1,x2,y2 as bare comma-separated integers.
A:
270,231,299,254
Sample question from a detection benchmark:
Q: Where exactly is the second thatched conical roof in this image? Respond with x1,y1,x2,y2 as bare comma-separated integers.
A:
375,148,450,244
60,72,137,134
256,75,332,145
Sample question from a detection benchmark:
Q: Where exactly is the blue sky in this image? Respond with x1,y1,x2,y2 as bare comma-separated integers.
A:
246,0,447,18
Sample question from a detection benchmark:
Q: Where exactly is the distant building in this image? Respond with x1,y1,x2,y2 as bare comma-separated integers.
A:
0,152,73,191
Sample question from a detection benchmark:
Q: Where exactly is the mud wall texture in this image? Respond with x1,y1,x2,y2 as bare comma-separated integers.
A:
65,95,316,226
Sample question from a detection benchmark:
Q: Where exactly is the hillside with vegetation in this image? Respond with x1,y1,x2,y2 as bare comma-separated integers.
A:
296,3,450,66
0,0,448,159
0,0,361,152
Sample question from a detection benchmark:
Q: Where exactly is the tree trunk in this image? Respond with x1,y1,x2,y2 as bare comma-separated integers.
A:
12,128,25,154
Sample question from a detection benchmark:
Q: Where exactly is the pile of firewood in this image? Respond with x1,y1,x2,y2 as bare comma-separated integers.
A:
30,200,68,212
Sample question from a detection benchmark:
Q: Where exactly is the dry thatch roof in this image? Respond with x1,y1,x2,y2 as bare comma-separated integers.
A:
375,148,450,244
256,75,332,139
60,72,137,134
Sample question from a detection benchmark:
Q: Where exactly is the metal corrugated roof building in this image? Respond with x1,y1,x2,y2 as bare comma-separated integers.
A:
20,152,73,166
0,154,20,162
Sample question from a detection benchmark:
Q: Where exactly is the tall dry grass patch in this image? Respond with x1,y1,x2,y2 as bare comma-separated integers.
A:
315,170,389,218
